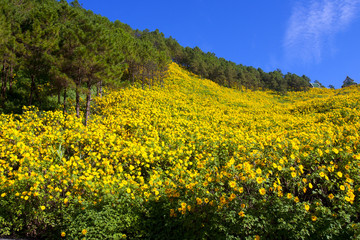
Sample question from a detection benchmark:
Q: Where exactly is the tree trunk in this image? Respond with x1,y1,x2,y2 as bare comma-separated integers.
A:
9,64,13,92
1,63,7,99
84,82,92,126
148,68,152,89
75,76,82,118
63,87,67,115
58,89,61,104
132,67,135,84
141,66,145,89
29,75,36,106
96,80,102,97
75,84,80,118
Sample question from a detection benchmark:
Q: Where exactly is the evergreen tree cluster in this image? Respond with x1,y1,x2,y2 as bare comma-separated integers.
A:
1,0,313,117
164,43,311,93
341,76,357,88
139,29,312,92
0,0,169,118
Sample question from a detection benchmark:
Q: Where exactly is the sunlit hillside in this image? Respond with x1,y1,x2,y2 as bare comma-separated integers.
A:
1,63,360,239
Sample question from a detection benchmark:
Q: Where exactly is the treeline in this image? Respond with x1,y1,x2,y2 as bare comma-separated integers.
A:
135,30,312,92
0,0,312,118
0,0,169,121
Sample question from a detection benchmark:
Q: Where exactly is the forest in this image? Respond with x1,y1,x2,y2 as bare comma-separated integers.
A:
1,0,313,117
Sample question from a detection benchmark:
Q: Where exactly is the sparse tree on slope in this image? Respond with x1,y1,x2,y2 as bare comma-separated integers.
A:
341,76,357,88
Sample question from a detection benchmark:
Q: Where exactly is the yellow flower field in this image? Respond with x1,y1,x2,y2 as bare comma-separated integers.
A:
1,62,360,239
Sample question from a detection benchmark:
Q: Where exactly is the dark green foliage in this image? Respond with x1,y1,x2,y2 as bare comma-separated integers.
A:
0,0,170,118
63,196,144,240
341,76,357,88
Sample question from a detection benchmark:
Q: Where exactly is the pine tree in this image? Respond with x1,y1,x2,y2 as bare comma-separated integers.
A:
341,76,357,88
17,1,60,106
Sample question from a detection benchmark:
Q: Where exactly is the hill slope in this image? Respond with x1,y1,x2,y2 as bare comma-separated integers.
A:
1,63,360,239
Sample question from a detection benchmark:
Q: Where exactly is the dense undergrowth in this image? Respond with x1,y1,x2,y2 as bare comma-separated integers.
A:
1,63,360,239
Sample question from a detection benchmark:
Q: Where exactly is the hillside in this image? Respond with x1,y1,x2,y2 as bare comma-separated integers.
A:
1,63,360,239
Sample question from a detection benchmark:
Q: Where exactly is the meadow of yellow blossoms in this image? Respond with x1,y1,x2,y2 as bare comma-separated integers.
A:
1,62,360,239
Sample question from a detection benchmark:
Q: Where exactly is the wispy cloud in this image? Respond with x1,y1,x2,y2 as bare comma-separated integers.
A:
284,0,360,64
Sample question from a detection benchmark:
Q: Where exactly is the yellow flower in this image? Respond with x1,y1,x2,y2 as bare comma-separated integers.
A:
196,197,202,205
317,149,323,156
61,232,66,237
238,211,245,217
40,206,46,210
229,181,236,188
256,177,263,184
170,209,175,217
291,172,296,178
304,204,310,211
337,171,343,178
309,183,313,189
287,193,292,199
332,148,339,154
340,185,345,191
319,172,325,178
294,197,300,203
1,193,6,197
328,193,334,200
259,188,266,195
82,229,87,235
311,215,317,221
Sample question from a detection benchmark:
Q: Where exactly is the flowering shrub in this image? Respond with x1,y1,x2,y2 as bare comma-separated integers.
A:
1,63,360,239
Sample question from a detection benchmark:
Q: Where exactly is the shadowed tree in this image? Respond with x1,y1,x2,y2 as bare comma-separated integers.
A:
0,0,27,105
17,1,60,106
284,73,310,91
0,12,11,99
341,76,357,88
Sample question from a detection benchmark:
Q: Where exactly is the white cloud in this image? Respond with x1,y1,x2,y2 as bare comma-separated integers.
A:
284,0,360,64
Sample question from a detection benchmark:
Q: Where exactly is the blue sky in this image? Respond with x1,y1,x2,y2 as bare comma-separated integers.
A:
79,0,360,89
